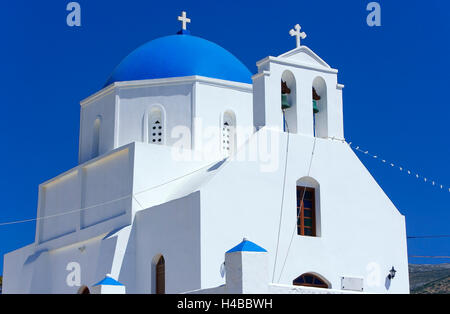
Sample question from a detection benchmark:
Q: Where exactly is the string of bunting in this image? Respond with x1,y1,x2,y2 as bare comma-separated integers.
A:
329,137,449,194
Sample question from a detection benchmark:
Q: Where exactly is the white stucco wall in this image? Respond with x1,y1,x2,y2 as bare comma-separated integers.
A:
79,90,117,164
193,80,253,153
3,233,123,294
186,249,363,295
131,142,219,213
198,129,409,294
134,192,202,294
34,145,134,251
78,76,253,166
186,284,361,295
116,82,193,148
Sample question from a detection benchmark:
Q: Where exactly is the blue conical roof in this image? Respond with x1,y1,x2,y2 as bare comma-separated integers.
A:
226,238,267,253
93,275,124,286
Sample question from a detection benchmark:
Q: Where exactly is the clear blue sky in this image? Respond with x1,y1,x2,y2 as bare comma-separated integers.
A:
0,1,448,274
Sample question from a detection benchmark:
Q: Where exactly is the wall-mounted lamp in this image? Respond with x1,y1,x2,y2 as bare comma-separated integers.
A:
388,266,397,280
220,262,226,278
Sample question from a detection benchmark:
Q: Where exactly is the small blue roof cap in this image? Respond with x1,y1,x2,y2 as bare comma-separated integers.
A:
226,238,267,253
93,275,124,287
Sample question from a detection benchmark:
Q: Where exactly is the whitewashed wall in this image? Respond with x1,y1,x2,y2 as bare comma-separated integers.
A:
193,80,253,153
79,90,117,164
79,77,253,166
134,192,202,294
117,82,193,148
35,145,134,251
198,129,409,294
3,233,125,294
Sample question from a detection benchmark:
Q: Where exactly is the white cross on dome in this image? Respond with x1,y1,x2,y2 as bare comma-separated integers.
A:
178,11,191,31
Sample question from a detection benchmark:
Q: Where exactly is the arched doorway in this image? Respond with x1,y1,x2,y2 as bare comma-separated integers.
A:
293,273,330,289
155,255,165,294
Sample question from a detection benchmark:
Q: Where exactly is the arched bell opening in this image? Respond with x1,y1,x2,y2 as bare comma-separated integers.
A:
281,70,298,134
312,77,328,138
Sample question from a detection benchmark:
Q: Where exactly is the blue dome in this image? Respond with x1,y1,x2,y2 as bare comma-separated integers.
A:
105,34,252,86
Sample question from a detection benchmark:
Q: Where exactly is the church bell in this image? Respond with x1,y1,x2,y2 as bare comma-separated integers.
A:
282,94,291,109
281,80,292,110
313,100,320,114
312,87,320,114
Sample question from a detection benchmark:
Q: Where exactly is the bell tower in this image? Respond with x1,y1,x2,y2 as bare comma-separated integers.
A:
252,24,345,140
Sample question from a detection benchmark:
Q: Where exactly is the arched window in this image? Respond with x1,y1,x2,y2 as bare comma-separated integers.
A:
155,255,165,294
149,107,164,145
281,70,297,134
312,77,328,138
92,117,101,158
297,177,320,237
293,273,330,289
77,285,91,294
222,111,236,156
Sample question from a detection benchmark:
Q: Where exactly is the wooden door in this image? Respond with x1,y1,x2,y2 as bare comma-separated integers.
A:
156,256,165,294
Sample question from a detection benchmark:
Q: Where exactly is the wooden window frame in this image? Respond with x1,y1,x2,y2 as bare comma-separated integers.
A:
293,273,329,289
297,186,316,237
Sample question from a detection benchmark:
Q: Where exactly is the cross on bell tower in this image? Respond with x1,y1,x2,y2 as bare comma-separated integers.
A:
289,24,307,48
178,11,191,31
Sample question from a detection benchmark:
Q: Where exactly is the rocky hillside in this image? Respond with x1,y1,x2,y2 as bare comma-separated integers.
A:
409,264,450,294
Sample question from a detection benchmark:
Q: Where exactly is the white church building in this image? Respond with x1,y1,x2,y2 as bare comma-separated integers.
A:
3,13,410,294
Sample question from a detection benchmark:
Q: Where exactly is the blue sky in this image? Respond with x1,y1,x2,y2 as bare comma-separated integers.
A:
0,1,448,274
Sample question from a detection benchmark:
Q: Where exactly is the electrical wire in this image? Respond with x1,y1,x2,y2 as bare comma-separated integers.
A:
0,133,447,232
408,235,450,239
277,136,317,283
0,159,220,227
0,124,251,228
409,256,450,259
272,110,291,283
